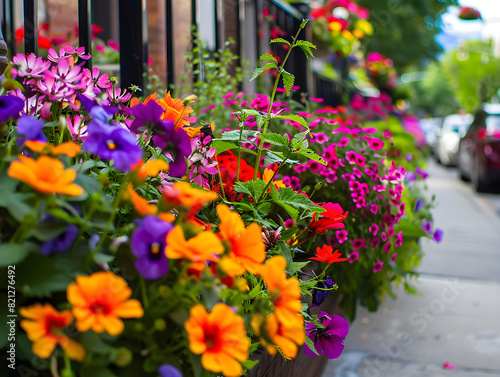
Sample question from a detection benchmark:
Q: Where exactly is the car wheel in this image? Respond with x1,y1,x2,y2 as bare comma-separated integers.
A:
472,159,489,192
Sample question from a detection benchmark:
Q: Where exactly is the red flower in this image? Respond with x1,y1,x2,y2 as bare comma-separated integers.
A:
310,245,347,264
309,202,348,234
216,150,261,183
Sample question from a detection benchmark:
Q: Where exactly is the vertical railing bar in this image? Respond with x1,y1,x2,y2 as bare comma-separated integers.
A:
165,0,174,90
7,0,14,57
2,0,7,42
23,0,38,55
78,0,92,70
190,0,198,86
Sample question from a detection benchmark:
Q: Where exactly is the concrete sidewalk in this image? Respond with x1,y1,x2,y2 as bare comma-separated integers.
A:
322,161,500,377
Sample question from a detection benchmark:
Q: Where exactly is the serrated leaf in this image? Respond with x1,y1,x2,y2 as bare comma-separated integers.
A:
270,38,291,46
258,133,288,146
220,129,260,141
212,139,238,154
272,114,309,130
292,131,309,149
250,62,277,81
274,187,325,217
304,335,320,355
282,70,295,96
295,40,317,60
300,19,310,28
289,261,310,275
234,179,267,200
294,148,327,165
259,53,278,64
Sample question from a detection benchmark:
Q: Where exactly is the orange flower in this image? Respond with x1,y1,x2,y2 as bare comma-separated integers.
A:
130,158,169,181
67,272,144,336
20,303,85,361
310,245,348,264
258,256,302,327
24,140,81,157
165,226,224,263
216,204,266,275
131,92,193,129
162,181,219,208
263,166,285,192
185,304,250,376
124,183,157,216
8,155,84,196
251,312,305,359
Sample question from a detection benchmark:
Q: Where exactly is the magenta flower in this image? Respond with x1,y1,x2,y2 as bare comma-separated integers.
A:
422,221,432,234
373,261,383,272
131,216,174,280
391,253,397,263
415,167,429,179
395,232,403,247
106,87,131,103
12,53,50,78
336,230,348,244
369,224,379,236
352,239,365,250
383,242,392,253
348,251,359,263
284,219,295,229
108,39,120,51
83,120,142,171
381,232,387,242
45,57,83,89
371,237,380,248
387,226,395,237
369,204,379,214
433,228,444,243
367,137,384,150
346,151,356,163
305,312,348,359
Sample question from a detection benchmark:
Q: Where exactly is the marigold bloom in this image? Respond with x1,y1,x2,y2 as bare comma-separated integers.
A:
165,226,224,262
251,312,305,358
216,204,266,275
258,256,302,327
20,303,85,361
24,140,81,157
67,272,144,336
8,155,84,196
185,304,249,377
310,245,348,264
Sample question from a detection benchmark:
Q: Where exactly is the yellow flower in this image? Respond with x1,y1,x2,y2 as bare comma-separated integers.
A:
216,204,266,276
67,272,143,336
185,304,250,376
20,303,85,361
165,226,224,263
7,155,84,196
24,140,82,157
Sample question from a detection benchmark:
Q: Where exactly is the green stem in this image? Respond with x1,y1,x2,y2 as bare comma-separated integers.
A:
140,277,149,309
236,121,244,182
256,148,292,205
253,25,306,179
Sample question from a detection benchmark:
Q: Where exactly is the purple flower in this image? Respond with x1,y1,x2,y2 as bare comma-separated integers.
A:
158,364,182,377
129,100,165,134
415,167,429,179
414,198,423,212
0,95,25,122
422,221,432,234
16,116,47,147
40,224,78,255
152,121,192,177
84,120,142,171
433,228,444,243
311,276,335,307
305,312,349,359
373,261,383,272
77,93,118,120
131,216,174,280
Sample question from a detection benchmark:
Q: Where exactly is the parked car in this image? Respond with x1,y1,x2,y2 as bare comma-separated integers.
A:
419,117,443,151
435,113,473,166
457,104,500,192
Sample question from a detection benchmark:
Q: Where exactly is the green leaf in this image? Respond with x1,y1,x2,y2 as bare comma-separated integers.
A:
300,19,309,28
260,54,278,64
272,114,309,130
294,148,327,165
250,62,277,81
212,139,238,154
289,261,310,275
275,187,325,214
32,222,68,241
220,129,259,141
0,242,36,267
242,359,259,370
270,38,291,46
282,70,295,96
292,131,310,148
396,218,431,238
295,40,317,59
42,120,61,128
5,192,34,222
258,133,288,147
234,179,267,200
304,335,320,356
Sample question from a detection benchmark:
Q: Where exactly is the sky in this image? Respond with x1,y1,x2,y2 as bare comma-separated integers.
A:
437,0,500,51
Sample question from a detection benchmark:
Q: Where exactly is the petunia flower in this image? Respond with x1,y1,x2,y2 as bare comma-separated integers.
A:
158,365,182,377
217,204,266,275
336,229,348,244
391,253,397,263
20,303,85,361
348,251,359,263
131,216,174,280
0,95,24,122
422,221,432,234
304,312,349,359
67,271,144,336
311,276,336,307
433,228,444,243
310,245,347,264
40,223,78,255
373,261,383,272
185,304,249,377
8,155,84,196
129,99,165,134
153,121,191,177
83,119,142,171
16,115,47,147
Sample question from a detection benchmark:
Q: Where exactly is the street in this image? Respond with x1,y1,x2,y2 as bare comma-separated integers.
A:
322,159,500,377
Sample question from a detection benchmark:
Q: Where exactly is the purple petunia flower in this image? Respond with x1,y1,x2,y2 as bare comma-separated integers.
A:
414,198,423,212
415,167,429,180
84,119,142,171
0,95,24,122
305,312,349,359
158,364,182,377
131,215,174,280
311,276,335,307
152,121,191,177
422,221,433,234
129,100,165,134
16,115,47,147
433,228,444,243
40,224,79,255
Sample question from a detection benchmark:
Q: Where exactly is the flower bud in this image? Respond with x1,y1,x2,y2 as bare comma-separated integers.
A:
183,94,198,106
154,319,167,331
114,347,133,367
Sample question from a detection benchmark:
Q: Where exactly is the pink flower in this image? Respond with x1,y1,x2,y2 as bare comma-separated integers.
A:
355,154,366,167
108,39,120,51
369,204,378,214
95,45,105,53
200,103,215,114
395,232,403,247
443,363,455,370
106,87,131,103
369,224,379,236
383,242,391,253
367,137,384,150
391,253,397,263
222,91,234,99
12,53,51,78
371,237,380,248
310,97,324,102
346,151,356,164
284,219,295,229
337,137,350,147
381,232,387,242
336,230,348,244
373,261,383,272
348,251,359,263
383,131,392,139
387,226,395,237
352,239,365,250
